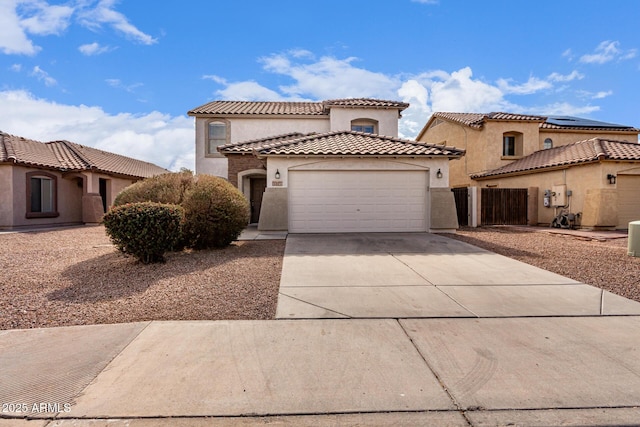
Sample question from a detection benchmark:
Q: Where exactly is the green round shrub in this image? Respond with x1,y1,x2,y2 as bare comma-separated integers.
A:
114,170,193,207
181,175,250,249
103,202,184,264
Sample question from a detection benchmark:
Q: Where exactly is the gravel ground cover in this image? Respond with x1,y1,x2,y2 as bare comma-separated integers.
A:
1,225,638,330
0,226,285,330
446,227,640,302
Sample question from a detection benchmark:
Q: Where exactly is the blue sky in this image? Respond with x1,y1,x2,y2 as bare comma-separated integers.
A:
1,0,638,171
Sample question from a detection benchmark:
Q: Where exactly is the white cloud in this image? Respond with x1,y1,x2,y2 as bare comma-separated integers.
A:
261,54,399,100
106,78,142,93
548,70,584,82
206,52,608,138
497,76,552,95
527,102,600,116
580,40,637,64
18,1,73,35
593,90,613,99
0,0,155,56
0,90,193,171
78,41,111,55
0,0,40,55
78,0,157,45
10,63,22,72
30,65,57,86
215,81,287,101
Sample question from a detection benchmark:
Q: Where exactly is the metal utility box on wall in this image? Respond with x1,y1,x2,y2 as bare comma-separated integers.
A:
552,184,567,207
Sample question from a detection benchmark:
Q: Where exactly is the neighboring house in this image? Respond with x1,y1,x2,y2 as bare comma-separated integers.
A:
187,98,465,233
471,138,640,229
417,112,640,229
0,132,168,230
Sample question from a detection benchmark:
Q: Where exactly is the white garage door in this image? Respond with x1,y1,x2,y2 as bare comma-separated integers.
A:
289,170,428,233
617,175,640,228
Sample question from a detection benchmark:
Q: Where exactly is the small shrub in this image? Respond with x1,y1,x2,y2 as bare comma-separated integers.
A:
103,202,184,264
114,170,193,207
182,175,250,249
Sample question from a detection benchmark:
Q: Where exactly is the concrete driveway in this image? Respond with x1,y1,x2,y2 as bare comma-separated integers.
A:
3,232,640,426
276,233,640,319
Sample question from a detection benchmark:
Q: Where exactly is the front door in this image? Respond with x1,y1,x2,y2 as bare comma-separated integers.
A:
249,177,266,224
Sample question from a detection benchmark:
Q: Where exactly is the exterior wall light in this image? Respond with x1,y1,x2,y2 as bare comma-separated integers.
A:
607,174,616,185
275,169,281,179
436,168,443,179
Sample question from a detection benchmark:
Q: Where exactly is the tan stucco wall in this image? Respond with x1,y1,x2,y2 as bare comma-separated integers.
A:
430,188,458,232
328,107,400,137
0,165,13,228
417,120,479,187
539,130,639,148
475,161,640,227
265,157,451,189
258,157,456,232
420,119,639,190
4,165,83,228
194,116,330,177
1,165,139,229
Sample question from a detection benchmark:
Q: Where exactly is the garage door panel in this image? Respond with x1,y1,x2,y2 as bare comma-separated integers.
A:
289,170,428,233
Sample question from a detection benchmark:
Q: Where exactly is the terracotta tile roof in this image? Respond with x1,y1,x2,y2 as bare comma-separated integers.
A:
218,132,309,154
432,112,546,129
471,138,640,179
188,101,325,116
188,98,409,116
251,131,465,157
0,132,168,178
323,98,409,110
431,112,637,132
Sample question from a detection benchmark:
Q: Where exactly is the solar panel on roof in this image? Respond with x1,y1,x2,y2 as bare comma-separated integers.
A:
545,116,630,129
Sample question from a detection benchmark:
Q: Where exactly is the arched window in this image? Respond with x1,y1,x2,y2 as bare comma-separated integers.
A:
207,119,230,155
26,171,59,218
544,138,553,149
351,119,378,134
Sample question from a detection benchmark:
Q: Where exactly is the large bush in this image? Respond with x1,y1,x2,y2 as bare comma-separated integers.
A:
182,175,250,249
103,202,184,264
112,172,250,250
114,170,193,207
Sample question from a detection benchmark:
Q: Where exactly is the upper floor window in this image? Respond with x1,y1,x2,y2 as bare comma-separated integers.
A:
207,119,229,155
502,132,523,157
544,138,553,149
26,172,59,218
351,119,378,134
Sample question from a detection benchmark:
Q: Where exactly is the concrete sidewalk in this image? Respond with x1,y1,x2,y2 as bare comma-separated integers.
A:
2,233,640,426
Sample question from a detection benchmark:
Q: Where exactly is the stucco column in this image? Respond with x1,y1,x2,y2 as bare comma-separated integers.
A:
258,187,288,231
82,193,104,224
430,188,459,232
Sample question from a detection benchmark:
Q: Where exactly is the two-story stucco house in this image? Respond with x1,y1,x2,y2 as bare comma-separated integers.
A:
188,99,465,233
416,113,640,229
0,132,168,230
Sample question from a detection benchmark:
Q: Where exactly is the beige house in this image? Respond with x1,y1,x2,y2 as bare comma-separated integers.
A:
0,132,168,230
188,98,465,233
417,113,640,229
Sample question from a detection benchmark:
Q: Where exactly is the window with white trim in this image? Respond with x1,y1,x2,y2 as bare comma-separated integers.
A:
207,119,229,155
544,138,553,149
351,119,378,134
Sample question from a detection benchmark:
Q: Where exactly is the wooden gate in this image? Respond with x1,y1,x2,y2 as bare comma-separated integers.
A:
452,187,469,226
481,188,528,225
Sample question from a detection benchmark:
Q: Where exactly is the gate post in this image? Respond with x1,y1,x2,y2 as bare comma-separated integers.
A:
528,187,538,226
